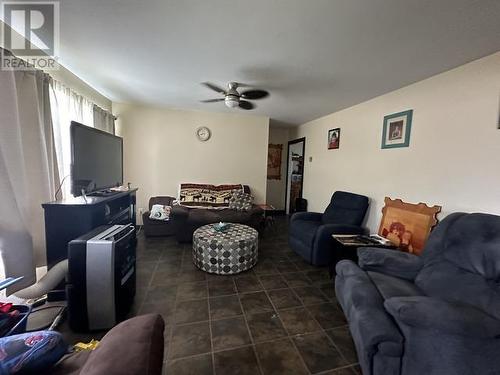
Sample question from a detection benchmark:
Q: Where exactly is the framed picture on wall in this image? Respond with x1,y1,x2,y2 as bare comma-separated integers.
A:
328,128,340,149
267,144,283,180
378,197,441,255
381,109,413,149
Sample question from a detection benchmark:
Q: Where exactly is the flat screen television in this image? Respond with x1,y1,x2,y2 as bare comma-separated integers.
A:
71,121,123,196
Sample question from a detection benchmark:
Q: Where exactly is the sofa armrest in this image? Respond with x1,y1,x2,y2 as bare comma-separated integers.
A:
358,247,423,281
385,296,500,339
80,314,165,375
335,261,404,358
290,212,323,222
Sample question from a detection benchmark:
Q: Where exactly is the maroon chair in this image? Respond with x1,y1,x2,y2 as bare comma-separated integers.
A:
142,196,177,237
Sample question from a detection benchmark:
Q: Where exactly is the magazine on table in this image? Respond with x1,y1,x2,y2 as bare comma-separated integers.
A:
332,234,394,246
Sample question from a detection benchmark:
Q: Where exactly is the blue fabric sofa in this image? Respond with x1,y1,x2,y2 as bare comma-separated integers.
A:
335,212,500,375
289,191,369,266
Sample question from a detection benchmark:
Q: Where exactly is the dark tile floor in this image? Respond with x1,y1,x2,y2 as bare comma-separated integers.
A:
63,217,361,375
133,217,361,375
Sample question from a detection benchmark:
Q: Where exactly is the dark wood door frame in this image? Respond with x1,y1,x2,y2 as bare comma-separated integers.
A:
285,137,306,214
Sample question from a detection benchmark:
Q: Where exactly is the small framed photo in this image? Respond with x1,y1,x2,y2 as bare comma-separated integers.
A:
328,128,340,150
381,110,413,149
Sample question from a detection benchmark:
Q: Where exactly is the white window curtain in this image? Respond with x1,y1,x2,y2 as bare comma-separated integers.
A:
49,80,94,198
93,104,115,134
0,59,60,294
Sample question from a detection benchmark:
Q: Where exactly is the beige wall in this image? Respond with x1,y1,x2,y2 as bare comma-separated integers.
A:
267,126,290,210
114,103,269,221
295,52,500,232
0,20,111,111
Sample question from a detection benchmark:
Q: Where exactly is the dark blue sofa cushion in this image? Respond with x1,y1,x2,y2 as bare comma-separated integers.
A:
358,247,424,281
385,296,500,338
367,271,424,300
416,213,500,320
322,191,369,225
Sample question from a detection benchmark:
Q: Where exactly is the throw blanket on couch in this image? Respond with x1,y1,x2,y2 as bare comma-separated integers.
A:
178,183,243,209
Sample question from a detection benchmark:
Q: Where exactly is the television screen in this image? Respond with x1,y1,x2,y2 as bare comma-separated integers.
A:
71,121,123,196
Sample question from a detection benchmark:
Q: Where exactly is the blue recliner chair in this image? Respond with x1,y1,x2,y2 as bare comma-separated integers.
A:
335,212,500,375
289,191,369,266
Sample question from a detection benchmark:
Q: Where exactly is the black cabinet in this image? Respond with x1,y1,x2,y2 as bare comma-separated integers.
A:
42,189,137,269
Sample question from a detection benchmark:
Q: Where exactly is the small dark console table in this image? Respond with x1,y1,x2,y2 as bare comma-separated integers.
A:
329,234,397,277
42,189,138,269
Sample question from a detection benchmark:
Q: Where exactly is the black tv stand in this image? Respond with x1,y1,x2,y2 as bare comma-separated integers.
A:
86,189,119,197
42,189,137,269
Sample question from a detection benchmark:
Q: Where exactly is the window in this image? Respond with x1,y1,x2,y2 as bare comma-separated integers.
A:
49,80,94,198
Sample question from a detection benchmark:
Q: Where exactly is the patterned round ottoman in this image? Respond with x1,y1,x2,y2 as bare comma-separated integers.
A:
192,223,258,275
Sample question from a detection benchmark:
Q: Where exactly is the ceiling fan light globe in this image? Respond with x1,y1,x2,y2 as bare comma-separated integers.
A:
225,96,239,108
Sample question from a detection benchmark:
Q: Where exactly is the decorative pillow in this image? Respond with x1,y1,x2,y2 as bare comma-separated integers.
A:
228,190,254,211
0,330,67,374
178,183,243,209
149,205,171,221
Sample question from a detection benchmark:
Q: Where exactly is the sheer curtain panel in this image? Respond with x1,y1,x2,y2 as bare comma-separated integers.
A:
93,104,115,134
0,64,60,294
49,80,94,198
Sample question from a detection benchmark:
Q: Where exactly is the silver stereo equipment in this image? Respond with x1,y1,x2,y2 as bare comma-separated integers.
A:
67,224,136,332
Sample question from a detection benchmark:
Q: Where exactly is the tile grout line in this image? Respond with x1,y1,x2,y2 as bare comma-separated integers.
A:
136,240,168,317
301,270,360,372
258,260,313,375
299,267,354,371
164,244,185,365
235,274,265,375
271,248,348,373
323,325,358,369
136,260,158,314
281,231,355,370
205,272,216,375
281,256,318,375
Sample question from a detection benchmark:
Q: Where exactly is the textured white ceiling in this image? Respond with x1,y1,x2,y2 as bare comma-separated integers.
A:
34,0,500,125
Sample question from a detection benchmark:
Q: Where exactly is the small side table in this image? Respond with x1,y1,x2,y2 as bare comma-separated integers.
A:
257,204,278,230
329,234,397,277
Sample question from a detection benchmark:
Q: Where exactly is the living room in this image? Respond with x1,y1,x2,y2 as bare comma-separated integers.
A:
0,1,499,374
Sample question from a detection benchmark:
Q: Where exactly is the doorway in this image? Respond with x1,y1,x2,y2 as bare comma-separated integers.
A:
285,137,305,214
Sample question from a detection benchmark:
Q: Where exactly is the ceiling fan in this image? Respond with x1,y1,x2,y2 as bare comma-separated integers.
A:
200,81,269,110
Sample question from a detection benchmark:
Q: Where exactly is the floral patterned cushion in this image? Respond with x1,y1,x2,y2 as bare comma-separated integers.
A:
228,190,254,211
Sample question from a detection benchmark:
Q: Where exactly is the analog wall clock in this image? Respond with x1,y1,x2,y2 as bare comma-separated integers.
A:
196,126,211,141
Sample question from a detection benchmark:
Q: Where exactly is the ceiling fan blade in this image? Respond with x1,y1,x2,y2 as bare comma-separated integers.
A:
202,82,226,94
200,98,225,103
232,82,251,88
240,89,269,100
239,100,254,110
